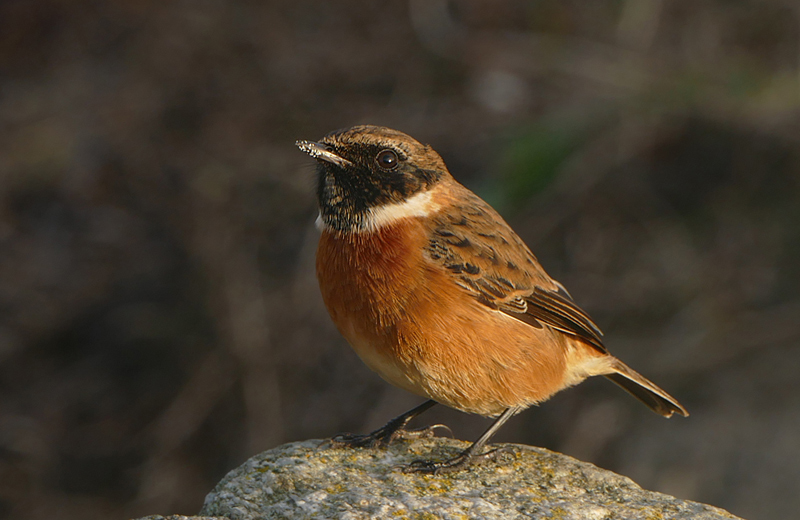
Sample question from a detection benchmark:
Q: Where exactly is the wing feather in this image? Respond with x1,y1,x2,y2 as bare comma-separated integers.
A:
425,186,606,353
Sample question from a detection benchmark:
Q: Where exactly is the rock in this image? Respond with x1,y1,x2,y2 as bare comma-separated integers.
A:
134,517,225,520
198,438,743,520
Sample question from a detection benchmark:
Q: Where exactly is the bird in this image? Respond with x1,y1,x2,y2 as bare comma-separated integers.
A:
296,125,688,474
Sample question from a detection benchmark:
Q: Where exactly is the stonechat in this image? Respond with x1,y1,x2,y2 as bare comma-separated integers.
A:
297,125,688,474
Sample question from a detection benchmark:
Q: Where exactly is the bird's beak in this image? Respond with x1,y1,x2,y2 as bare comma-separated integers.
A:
296,140,353,168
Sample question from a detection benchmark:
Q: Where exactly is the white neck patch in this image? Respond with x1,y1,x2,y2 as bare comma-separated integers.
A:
316,189,439,233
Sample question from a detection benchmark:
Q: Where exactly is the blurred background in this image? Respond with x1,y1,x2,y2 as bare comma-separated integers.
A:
1,1,798,519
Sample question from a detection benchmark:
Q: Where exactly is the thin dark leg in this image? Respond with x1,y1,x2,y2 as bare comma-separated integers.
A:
330,399,439,448
404,406,519,474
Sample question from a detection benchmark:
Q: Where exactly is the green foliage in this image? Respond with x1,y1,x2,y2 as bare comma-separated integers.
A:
496,119,592,210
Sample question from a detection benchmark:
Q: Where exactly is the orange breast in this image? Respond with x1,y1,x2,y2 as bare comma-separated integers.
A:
316,220,429,395
316,219,572,417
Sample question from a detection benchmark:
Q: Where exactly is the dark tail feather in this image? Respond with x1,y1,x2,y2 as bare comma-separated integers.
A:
605,359,689,418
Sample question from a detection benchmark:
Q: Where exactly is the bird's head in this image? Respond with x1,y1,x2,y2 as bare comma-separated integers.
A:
297,125,450,233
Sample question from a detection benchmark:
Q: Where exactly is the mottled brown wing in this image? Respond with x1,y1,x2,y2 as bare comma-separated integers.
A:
425,188,606,353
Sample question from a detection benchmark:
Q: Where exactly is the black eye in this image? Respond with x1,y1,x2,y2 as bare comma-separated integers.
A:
376,149,399,170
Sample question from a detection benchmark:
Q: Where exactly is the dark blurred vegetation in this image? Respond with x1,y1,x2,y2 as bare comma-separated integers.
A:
0,1,798,519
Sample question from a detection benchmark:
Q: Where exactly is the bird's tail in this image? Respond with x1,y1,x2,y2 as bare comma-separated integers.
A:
604,358,688,418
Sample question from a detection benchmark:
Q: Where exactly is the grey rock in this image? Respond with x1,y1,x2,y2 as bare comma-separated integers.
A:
134,517,225,520
199,438,743,520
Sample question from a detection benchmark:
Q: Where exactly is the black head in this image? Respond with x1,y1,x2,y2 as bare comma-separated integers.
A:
296,125,450,232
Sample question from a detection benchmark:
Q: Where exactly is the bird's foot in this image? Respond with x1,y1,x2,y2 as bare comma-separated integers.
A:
401,445,515,475
329,423,450,449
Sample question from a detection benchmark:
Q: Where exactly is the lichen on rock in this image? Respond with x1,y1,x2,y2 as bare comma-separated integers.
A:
198,438,742,520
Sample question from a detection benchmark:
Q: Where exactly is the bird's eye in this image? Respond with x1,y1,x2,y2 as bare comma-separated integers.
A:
376,149,399,170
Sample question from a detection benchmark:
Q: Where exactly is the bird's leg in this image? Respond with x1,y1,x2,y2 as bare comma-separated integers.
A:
403,406,519,474
330,399,441,448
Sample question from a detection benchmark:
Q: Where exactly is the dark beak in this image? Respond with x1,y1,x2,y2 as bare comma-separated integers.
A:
296,140,353,168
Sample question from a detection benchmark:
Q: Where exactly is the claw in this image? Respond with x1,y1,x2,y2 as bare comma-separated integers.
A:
400,445,515,475
427,423,454,438
326,400,440,451
387,424,447,442
401,458,440,474
327,431,383,449
328,423,450,450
